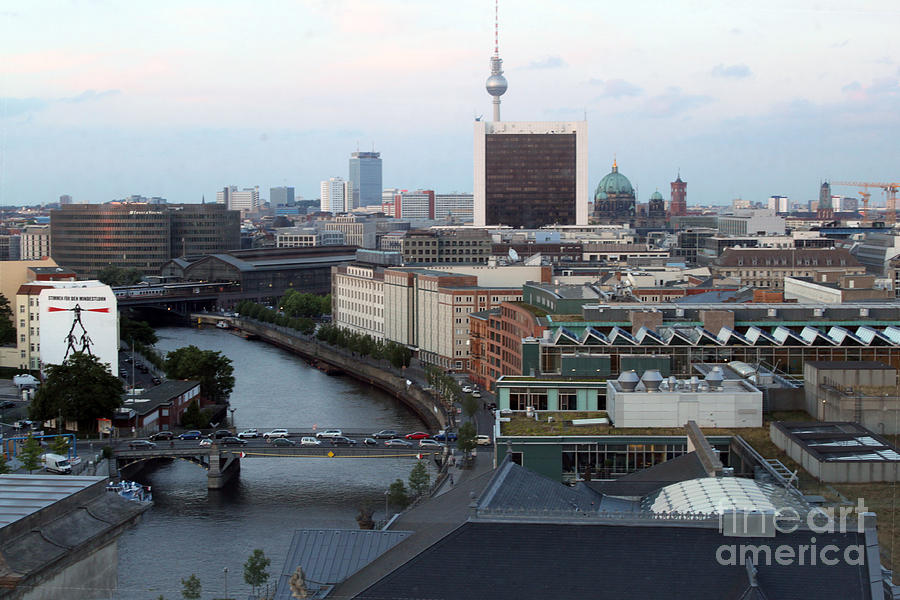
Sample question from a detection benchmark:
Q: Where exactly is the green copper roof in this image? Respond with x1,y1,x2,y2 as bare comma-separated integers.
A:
594,161,634,199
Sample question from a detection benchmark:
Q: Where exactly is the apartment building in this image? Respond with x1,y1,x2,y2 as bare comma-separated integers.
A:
20,225,51,260
400,229,491,264
331,264,385,340
709,248,865,288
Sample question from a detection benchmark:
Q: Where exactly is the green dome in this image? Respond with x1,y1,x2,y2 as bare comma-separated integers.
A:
595,160,634,200
649,191,664,201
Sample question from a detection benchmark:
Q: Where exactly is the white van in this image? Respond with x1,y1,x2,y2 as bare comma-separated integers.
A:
41,453,72,474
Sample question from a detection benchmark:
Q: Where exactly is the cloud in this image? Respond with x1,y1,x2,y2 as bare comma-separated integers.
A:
711,63,752,79
842,81,862,93
831,40,849,48
641,87,712,118
729,27,742,35
526,55,566,69
0,89,121,118
590,78,643,98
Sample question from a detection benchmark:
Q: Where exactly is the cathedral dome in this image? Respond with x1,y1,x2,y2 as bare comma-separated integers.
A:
649,191,664,201
595,160,635,200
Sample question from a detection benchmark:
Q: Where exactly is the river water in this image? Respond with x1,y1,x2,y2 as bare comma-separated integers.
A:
114,326,429,600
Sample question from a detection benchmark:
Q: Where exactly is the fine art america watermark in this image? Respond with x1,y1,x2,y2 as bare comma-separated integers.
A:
715,498,870,567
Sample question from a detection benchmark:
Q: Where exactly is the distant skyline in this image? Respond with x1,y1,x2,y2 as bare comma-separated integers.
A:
1,1,898,207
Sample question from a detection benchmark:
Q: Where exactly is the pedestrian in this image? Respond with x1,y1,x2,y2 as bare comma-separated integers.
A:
449,473,454,486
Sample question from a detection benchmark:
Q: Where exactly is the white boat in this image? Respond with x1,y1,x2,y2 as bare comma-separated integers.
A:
215,320,230,329
107,480,153,503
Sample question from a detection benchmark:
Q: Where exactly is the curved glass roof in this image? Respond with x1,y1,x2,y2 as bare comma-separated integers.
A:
641,477,781,515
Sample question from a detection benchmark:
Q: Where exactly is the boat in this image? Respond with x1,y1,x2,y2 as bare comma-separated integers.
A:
107,480,153,503
215,320,231,330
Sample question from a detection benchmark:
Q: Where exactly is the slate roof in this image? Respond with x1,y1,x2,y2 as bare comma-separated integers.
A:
353,521,873,600
478,459,604,512
273,529,412,600
584,451,710,497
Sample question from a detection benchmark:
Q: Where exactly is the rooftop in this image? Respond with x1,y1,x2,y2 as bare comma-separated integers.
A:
773,422,900,463
0,475,105,528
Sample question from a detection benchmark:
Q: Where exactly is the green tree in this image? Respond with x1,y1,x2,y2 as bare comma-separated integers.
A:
180,399,210,429
462,395,479,418
0,293,15,345
120,317,158,346
243,549,271,597
50,435,70,456
457,422,477,456
387,478,410,509
164,345,235,403
408,460,430,497
180,574,201,600
20,435,42,473
30,353,124,432
97,265,144,286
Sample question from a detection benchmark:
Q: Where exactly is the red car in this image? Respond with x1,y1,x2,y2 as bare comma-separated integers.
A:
405,431,430,440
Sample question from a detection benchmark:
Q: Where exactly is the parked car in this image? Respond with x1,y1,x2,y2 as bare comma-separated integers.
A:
372,429,399,439
433,430,458,442
363,437,378,446
475,435,492,446
238,429,259,439
263,429,290,439
461,386,473,393
385,439,413,447
0,400,16,410
419,439,444,448
128,440,157,450
472,391,482,398
300,437,321,446
213,429,233,439
149,431,174,441
273,438,297,447
151,376,162,385
315,429,343,440
221,437,247,446
330,436,358,447
178,430,203,440
199,438,213,447
404,431,430,440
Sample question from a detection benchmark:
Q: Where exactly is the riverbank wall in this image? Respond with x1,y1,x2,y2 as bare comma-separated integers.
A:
196,316,447,431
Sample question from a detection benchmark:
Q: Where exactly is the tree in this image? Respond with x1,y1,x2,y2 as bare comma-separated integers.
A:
0,294,15,346
408,460,430,497
462,395,479,418
457,422,477,456
30,353,124,432
165,345,235,403
120,316,158,346
20,435,42,474
180,574,201,600
243,549,271,597
387,478,410,509
50,435,70,456
180,399,210,429
97,265,144,286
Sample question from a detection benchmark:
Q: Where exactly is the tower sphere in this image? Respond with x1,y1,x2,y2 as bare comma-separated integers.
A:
486,73,508,97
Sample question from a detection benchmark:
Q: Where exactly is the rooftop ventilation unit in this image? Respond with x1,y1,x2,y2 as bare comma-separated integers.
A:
768,308,777,317
641,369,663,392
689,376,699,392
617,370,640,392
705,366,724,391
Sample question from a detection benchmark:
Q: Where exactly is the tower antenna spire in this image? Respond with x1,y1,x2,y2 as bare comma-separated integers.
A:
485,0,507,121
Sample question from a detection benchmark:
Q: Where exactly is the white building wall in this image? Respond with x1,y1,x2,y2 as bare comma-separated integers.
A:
435,194,474,220
332,266,384,340
607,383,762,428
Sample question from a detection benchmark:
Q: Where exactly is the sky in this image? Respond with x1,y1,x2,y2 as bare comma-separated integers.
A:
1,0,898,208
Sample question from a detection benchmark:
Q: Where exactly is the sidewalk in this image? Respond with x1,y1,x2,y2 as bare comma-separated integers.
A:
433,445,493,497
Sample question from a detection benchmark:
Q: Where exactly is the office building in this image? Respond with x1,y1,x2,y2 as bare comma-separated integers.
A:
768,195,790,213
434,193,474,220
386,190,434,220
217,186,259,213
709,247,865,288
473,120,588,228
276,227,345,248
320,177,354,214
270,186,295,207
400,229,491,264
50,203,240,278
58,194,73,205
20,225,51,260
349,151,382,207
716,210,785,236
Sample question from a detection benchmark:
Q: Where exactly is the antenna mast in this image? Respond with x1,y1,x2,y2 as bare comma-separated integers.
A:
485,0,508,121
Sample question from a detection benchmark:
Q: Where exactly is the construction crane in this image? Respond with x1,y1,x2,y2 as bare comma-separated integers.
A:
831,181,900,225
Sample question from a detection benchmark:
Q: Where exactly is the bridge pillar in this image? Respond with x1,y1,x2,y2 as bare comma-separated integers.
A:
208,450,240,489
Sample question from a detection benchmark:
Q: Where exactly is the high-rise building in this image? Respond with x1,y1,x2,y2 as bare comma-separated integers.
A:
349,152,382,207
216,186,259,213
59,194,72,205
669,174,687,217
270,186,295,207
50,203,240,277
434,193,474,220
818,182,833,219
320,177,353,214
474,120,588,228
388,190,435,220
21,225,51,260
768,195,790,213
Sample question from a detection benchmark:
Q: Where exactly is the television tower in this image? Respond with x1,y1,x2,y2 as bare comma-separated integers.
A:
485,0,507,121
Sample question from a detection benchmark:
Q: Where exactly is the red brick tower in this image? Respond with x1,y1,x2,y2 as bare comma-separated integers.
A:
670,173,687,217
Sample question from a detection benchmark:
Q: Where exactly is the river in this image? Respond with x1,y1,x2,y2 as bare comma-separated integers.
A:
114,326,430,600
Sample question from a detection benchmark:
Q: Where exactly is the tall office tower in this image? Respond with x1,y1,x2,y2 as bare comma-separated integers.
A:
818,182,833,219
320,177,353,214
473,120,588,228
216,186,235,205
767,195,789,213
59,194,72,205
669,174,687,217
349,151,382,207
270,186,295,206
225,187,259,213
50,203,240,277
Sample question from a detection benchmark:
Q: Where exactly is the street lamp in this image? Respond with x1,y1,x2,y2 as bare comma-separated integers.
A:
229,408,236,430
223,567,228,599
384,489,389,521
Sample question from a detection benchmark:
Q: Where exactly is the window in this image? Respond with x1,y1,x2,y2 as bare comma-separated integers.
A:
558,391,577,411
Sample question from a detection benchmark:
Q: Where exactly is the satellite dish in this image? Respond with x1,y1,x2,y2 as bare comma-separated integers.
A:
508,248,519,262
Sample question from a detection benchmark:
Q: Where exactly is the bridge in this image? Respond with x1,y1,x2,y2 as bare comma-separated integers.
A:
112,440,443,489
